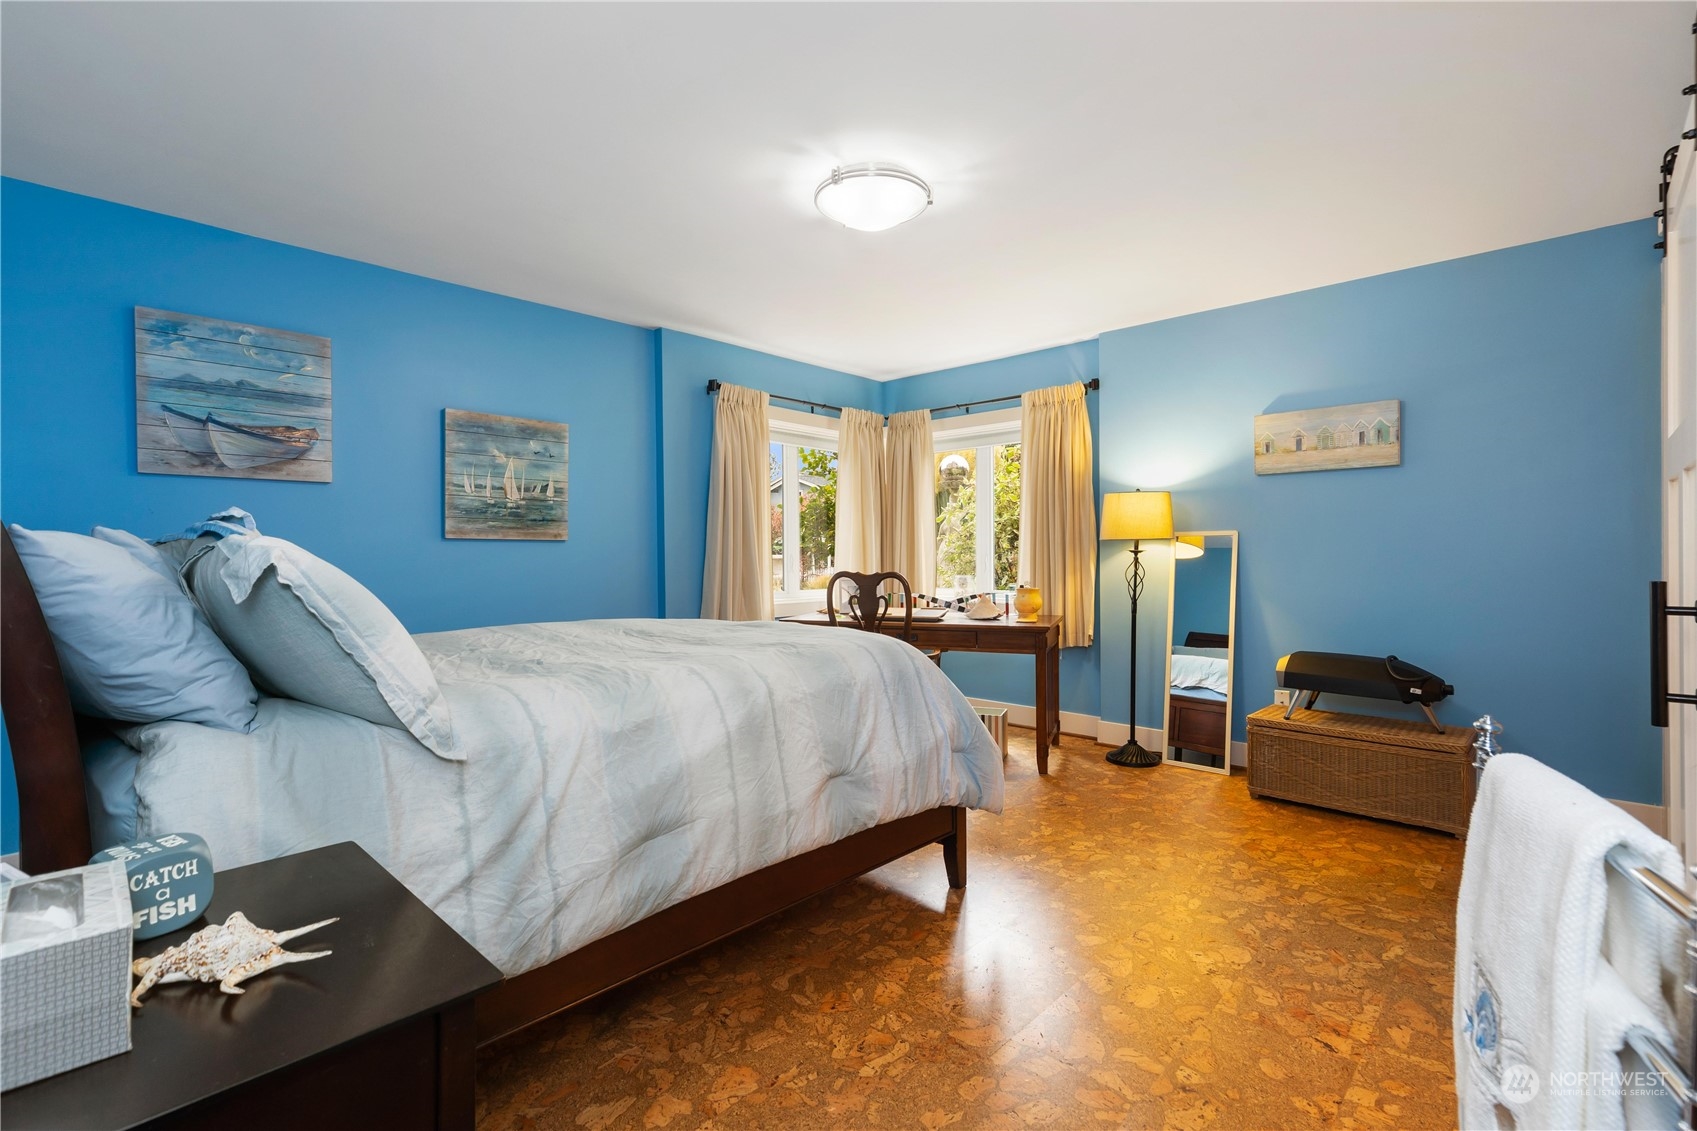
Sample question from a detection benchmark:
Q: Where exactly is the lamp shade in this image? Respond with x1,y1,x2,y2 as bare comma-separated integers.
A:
1174,535,1205,560
1101,491,1173,541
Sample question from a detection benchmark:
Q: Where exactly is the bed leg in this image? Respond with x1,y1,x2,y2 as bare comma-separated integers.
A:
941,806,967,889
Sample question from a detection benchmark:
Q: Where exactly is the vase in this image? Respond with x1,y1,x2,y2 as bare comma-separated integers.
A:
1013,586,1043,621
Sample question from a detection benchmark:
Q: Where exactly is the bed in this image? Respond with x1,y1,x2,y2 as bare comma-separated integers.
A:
1167,631,1230,762
0,527,1003,1046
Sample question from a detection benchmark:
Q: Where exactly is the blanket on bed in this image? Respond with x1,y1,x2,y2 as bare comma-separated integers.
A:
116,619,1003,975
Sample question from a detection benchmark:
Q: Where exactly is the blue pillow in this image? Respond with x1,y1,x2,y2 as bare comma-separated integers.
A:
8,525,259,732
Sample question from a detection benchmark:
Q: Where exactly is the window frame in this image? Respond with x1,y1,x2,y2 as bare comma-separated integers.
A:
768,406,840,617
931,407,1021,598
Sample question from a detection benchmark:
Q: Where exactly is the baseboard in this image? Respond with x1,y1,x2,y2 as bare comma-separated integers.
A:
966,698,1239,764
1612,800,1667,836
966,698,1669,830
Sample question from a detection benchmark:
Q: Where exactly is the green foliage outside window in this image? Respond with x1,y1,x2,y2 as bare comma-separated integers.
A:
797,447,837,588
935,444,1020,593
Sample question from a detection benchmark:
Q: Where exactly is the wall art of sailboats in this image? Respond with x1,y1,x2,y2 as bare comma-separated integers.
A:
161,405,320,470
443,408,567,540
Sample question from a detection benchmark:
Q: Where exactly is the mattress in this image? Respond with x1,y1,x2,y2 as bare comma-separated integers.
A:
103,618,1003,976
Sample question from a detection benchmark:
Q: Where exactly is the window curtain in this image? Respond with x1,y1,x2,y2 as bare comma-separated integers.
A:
882,409,935,594
701,382,773,621
1018,383,1096,648
833,407,884,574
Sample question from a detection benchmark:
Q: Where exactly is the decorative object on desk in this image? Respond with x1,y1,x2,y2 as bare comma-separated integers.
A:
444,409,569,540
129,911,336,1008
1274,650,1454,731
1100,490,1174,768
1013,586,1043,621
964,593,1002,620
136,307,331,483
0,860,132,1089
90,833,214,941
1253,399,1400,475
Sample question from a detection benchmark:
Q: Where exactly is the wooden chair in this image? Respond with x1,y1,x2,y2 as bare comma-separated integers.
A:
824,570,943,666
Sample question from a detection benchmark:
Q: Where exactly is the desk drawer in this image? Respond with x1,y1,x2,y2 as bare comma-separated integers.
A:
909,628,974,649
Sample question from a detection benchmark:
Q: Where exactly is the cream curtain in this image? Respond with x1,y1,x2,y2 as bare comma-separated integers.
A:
882,409,935,594
1018,383,1096,648
833,407,884,574
701,382,773,621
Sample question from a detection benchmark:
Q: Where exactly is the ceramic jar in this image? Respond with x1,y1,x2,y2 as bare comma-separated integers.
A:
1013,586,1043,621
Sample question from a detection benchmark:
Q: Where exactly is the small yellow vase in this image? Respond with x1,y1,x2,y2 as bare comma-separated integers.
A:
1013,586,1043,621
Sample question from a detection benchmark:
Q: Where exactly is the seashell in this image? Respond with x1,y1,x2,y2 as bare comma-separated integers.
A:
129,911,337,1008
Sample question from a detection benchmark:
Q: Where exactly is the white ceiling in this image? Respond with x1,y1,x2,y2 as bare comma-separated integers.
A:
2,2,1691,379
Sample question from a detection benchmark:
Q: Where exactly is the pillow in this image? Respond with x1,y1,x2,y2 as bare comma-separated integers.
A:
186,535,458,759
7,525,260,731
91,526,195,592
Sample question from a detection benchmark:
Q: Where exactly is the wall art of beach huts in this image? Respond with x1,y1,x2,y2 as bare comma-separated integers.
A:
1253,399,1401,475
444,409,568,540
136,308,332,482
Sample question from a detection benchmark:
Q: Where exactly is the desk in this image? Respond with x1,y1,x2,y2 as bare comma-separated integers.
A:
781,612,1063,774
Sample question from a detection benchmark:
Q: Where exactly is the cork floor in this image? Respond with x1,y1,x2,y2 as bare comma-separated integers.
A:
475,728,1464,1130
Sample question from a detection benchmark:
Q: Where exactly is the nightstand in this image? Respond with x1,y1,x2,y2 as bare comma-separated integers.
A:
2,841,502,1130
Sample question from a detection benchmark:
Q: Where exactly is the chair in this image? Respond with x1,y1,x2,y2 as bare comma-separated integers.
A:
824,571,943,666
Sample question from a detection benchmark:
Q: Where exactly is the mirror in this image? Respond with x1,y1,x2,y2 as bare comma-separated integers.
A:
1162,531,1238,773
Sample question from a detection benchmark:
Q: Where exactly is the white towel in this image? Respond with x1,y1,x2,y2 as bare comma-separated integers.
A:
1583,959,1677,1131
1455,753,1682,1130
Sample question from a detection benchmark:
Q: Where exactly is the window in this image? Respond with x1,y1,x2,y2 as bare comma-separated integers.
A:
769,408,839,609
932,409,1021,599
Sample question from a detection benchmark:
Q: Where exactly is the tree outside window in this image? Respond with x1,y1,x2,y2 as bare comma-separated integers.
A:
934,442,1020,597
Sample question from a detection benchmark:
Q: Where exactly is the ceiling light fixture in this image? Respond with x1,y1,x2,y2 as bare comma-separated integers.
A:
814,162,932,232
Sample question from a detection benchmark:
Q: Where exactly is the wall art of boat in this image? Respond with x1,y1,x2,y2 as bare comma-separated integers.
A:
444,408,568,540
137,308,332,482
161,404,321,470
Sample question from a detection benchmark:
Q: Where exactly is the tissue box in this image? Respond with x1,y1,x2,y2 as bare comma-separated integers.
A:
0,860,132,1090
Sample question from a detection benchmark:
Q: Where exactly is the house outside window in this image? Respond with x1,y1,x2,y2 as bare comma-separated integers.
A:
932,408,1021,600
769,407,839,614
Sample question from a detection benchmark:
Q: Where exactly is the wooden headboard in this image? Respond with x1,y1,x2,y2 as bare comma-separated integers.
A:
1183,631,1229,650
1,525,93,873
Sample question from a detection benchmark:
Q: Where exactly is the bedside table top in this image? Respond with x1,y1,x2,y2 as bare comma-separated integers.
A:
2,841,502,1130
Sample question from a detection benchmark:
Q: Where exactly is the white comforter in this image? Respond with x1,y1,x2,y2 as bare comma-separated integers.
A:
118,619,1003,975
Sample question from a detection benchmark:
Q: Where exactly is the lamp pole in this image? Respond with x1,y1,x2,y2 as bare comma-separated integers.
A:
1106,540,1161,767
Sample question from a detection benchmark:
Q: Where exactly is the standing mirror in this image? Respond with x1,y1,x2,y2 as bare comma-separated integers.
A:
1162,531,1238,773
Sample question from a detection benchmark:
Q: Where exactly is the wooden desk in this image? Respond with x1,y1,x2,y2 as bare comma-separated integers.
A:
781,612,1063,774
2,842,502,1131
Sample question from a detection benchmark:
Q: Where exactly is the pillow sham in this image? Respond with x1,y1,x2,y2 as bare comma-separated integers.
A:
7,525,260,731
186,535,458,759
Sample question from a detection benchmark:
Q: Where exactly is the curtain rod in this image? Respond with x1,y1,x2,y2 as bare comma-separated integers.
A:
704,378,1099,418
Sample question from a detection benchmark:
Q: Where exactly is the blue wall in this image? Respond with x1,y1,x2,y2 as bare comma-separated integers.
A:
655,329,879,619
1,179,664,852
1098,222,1662,802
882,342,1102,720
1171,547,1233,644
0,178,1664,854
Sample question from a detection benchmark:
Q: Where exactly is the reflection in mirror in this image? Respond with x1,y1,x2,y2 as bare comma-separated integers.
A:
1163,532,1238,774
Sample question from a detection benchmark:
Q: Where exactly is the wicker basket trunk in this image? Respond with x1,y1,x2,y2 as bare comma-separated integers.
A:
1246,705,1476,836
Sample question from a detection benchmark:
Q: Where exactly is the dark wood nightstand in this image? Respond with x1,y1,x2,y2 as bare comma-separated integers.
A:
2,841,502,1130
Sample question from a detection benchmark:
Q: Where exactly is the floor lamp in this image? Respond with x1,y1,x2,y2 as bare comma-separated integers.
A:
1101,490,1173,768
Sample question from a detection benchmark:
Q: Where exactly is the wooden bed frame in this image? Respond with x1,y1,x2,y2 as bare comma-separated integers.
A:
1166,630,1229,762
0,527,967,1048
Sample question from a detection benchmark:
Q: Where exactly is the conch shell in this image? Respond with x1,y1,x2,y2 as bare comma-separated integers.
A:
964,594,1002,620
130,911,336,1007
